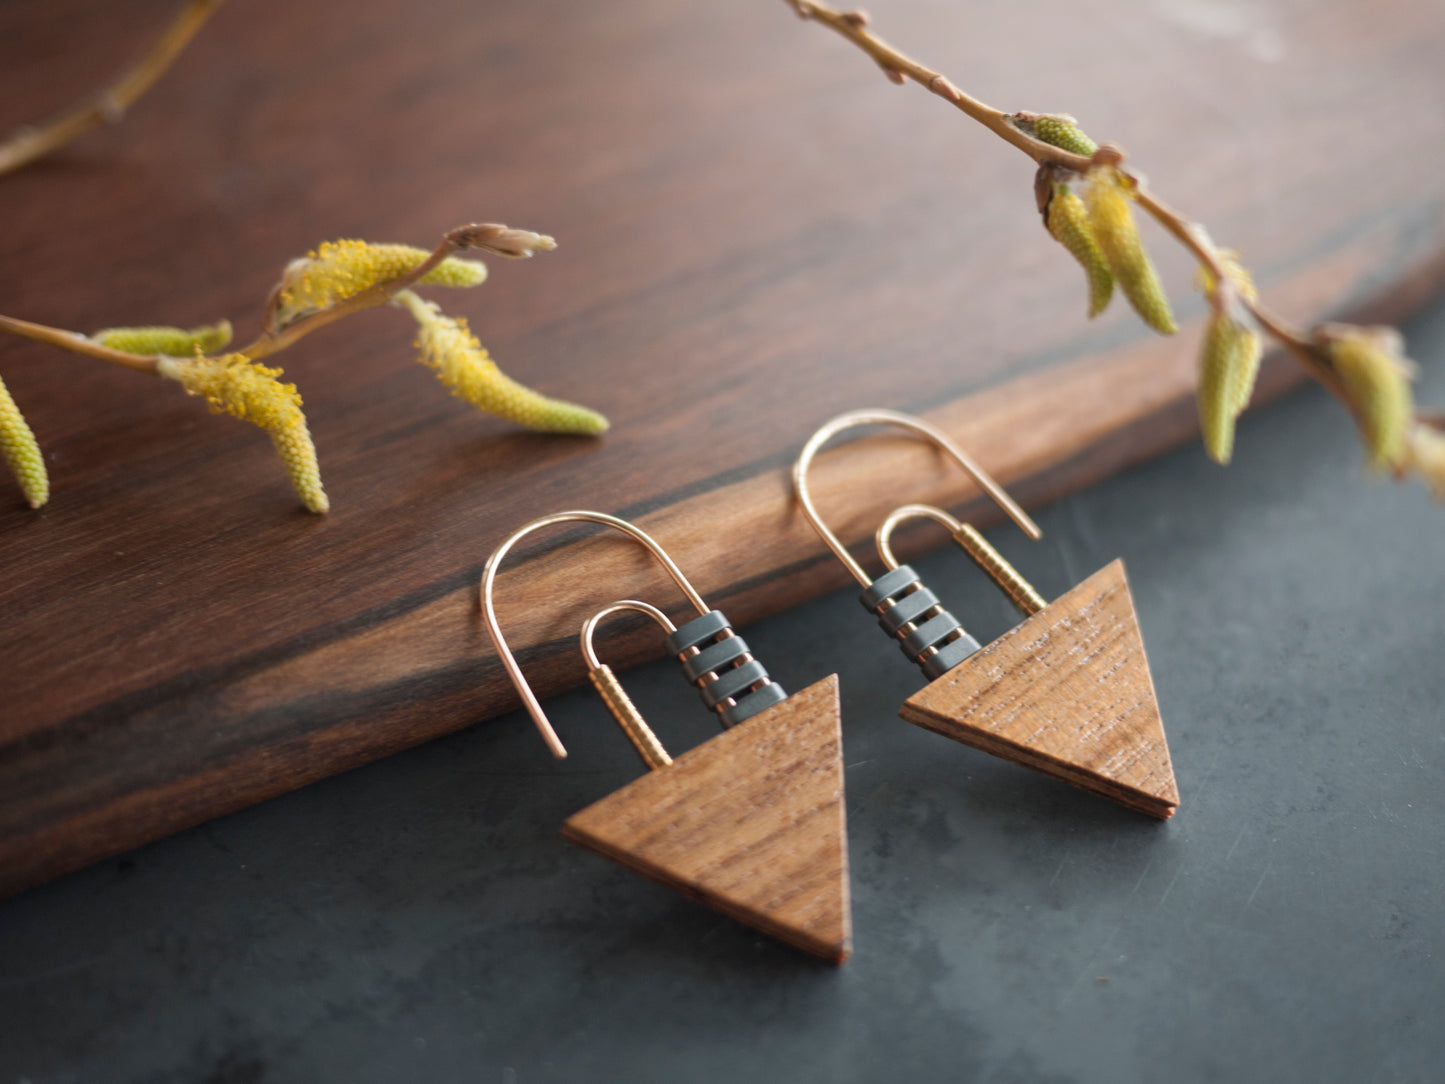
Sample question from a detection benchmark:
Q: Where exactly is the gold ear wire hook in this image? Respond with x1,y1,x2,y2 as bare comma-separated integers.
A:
580,600,678,667
580,601,677,771
877,504,1046,617
793,408,1042,586
480,510,710,760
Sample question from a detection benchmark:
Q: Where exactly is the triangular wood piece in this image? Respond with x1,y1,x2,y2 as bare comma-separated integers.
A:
562,675,852,963
900,559,1180,819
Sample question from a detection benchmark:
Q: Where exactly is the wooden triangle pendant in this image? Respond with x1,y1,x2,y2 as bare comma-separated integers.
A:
561,674,853,962
899,559,1180,819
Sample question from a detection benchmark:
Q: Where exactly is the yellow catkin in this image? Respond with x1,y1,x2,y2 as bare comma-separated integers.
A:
1046,184,1114,318
271,240,489,330
1404,425,1445,501
1083,166,1177,335
1207,257,1261,418
1194,253,1263,463
91,320,233,356
1032,114,1098,157
396,291,608,435
157,353,329,512
0,373,48,509
1227,328,1262,417
1323,327,1415,469
1197,314,1261,465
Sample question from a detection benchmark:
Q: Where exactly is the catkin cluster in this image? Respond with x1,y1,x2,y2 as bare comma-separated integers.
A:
1031,117,1176,336
782,7,1445,499
0,228,608,513
1025,113,1441,492
271,241,489,330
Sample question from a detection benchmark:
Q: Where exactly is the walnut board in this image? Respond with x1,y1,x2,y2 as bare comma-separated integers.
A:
900,560,1179,819
563,675,850,963
1,0,1444,896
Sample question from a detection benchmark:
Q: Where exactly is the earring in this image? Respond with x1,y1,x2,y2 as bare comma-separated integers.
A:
794,409,1179,820
482,510,853,963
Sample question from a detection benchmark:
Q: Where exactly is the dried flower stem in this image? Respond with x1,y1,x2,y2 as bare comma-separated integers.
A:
784,1,1077,166
0,316,160,372
0,223,513,372
0,0,224,177
785,0,1366,427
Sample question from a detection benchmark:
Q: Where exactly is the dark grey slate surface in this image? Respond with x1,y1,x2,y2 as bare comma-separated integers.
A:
3,307,1443,1083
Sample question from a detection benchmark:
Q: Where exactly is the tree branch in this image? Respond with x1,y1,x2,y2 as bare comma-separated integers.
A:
0,224,545,371
0,315,159,372
0,0,224,177
786,0,1365,426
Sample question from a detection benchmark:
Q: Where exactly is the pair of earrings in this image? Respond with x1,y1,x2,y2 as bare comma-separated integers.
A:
482,409,1179,965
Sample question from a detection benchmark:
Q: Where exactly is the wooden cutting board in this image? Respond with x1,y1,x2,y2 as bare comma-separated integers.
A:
2,0,1443,896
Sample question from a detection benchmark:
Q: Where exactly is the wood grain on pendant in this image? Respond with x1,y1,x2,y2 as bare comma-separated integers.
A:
562,675,852,963
900,560,1180,819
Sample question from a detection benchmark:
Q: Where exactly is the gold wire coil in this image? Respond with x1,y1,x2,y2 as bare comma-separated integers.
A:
588,664,673,771
952,523,1046,616
580,600,678,771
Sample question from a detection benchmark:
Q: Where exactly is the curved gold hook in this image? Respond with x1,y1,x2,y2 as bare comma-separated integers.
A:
580,600,677,669
480,510,709,759
793,408,1042,587
876,503,964,568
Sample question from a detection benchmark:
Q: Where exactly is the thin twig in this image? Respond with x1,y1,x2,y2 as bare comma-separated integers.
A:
785,1,1090,167
1126,185,1349,402
0,315,159,372
0,0,224,177
0,224,526,372
787,0,1360,415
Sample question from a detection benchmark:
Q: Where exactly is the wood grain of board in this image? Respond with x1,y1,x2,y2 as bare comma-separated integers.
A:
1,0,1443,894
900,560,1180,819
563,674,850,963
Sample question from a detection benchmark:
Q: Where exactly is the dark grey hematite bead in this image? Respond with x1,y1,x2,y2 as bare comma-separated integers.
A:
877,586,941,634
920,632,982,681
859,567,980,681
719,681,788,728
859,565,920,612
679,635,751,684
665,610,731,655
698,659,770,710
667,609,787,729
